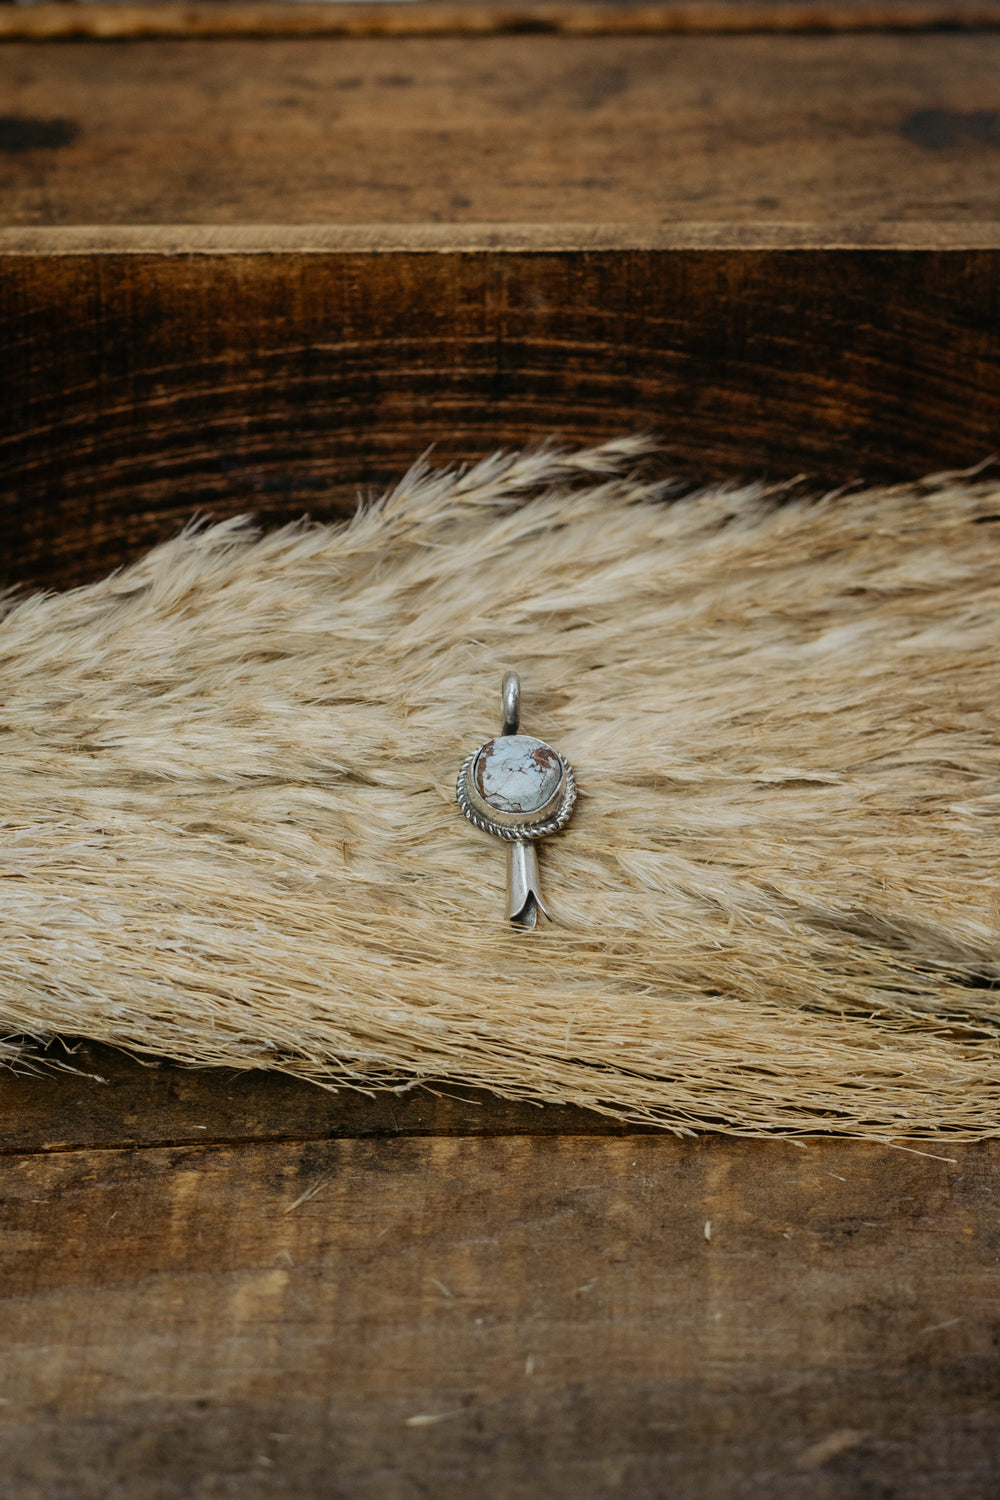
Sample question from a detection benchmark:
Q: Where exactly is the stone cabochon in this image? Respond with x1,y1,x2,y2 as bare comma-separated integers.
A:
473,735,562,815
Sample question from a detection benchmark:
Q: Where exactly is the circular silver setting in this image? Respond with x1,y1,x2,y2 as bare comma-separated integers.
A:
457,737,577,843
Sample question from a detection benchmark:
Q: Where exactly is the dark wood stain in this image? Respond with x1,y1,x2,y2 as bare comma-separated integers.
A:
8,0,1000,39
3,246,1000,592
0,1039,645,1152
0,115,79,154
900,106,1000,148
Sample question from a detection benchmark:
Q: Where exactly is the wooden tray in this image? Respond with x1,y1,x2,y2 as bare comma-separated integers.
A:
2,6,999,1494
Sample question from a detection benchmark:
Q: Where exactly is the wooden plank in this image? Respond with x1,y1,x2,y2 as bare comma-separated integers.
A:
1,1131,997,1497
4,34,1000,228
0,1040,640,1151
4,240,1000,592
7,0,1000,42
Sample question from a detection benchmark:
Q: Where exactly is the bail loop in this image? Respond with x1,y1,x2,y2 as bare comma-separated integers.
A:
501,671,521,737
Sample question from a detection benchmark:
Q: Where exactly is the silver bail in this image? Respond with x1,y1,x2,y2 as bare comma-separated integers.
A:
501,670,520,736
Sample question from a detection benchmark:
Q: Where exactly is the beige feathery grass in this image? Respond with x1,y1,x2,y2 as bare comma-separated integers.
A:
2,435,1000,1137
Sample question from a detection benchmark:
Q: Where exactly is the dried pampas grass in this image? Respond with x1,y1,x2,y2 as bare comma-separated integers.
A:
2,436,1000,1138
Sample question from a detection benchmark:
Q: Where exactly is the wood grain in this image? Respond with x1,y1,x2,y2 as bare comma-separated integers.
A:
3,34,1000,227
0,1040,642,1152
7,0,1000,39
1,1128,997,1498
4,241,1000,592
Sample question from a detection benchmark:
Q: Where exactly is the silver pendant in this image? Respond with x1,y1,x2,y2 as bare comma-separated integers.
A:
457,672,576,928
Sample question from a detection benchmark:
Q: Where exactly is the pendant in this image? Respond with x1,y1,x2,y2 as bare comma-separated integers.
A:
457,672,577,928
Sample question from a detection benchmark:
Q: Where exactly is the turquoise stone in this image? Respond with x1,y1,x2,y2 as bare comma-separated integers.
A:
473,735,562,815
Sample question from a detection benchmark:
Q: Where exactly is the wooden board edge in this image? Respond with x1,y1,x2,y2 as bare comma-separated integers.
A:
4,223,1000,255
4,0,1000,40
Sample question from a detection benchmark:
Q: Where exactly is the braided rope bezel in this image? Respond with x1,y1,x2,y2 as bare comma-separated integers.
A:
456,748,577,842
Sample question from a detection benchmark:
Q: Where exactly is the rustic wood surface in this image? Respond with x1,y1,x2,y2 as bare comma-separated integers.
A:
0,1040,645,1152
7,0,1000,39
3,237,1000,592
4,24,1000,592
4,33,1000,226
1,1041,998,1498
